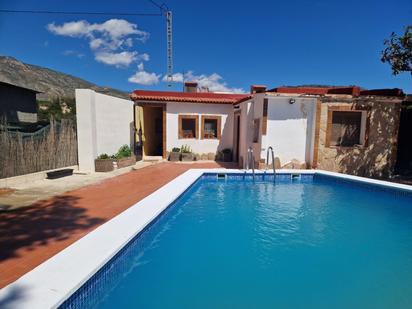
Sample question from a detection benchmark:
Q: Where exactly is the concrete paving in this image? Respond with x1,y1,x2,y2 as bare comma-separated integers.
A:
0,161,153,211
0,161,233,287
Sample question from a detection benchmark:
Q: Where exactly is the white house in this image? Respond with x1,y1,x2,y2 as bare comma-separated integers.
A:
130,83,251,160
130,83,317,168
234,87,317,169
75,83,404,176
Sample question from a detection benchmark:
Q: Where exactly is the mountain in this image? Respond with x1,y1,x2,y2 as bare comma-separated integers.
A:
0,56,130,100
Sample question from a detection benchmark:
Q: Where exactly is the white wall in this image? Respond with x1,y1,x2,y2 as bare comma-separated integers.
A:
76,89,134,172
166,102,233,154
263,96,317,165
237,98,255,167
238,94,317,167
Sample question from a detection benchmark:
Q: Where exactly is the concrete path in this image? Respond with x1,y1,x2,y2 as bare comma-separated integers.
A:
0,161,233,288
0,161,153,211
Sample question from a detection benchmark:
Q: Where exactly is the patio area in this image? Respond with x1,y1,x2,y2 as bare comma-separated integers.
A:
0,161,235,288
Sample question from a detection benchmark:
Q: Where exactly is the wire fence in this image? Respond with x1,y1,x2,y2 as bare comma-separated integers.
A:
0,119,78,179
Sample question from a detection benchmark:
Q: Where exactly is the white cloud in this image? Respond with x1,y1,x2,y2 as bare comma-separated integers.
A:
162,72,184,83
128,71,160,85
138,53,150,61
89,38,104,50
128,63,160,85
163,71,244,93
47,19,149,68
47,19,148,42
62,50,85,58
47,20,90,37
95,51,137,67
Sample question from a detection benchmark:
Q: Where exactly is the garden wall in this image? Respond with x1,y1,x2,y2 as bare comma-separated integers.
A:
76,89,134,172
0,119,77,179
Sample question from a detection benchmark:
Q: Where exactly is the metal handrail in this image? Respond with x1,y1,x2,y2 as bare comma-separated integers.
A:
246,146,255,181
266,146,276,180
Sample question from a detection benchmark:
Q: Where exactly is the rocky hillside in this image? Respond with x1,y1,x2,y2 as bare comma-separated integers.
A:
0,56,130,100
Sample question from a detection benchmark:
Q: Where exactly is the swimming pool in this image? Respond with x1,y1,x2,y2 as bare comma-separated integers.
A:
59,172,412,309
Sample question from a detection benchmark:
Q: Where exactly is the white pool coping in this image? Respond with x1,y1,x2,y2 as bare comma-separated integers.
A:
0,169,411,308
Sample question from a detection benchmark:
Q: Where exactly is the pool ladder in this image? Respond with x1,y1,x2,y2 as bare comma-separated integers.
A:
246,146,255,181
265,146,276,181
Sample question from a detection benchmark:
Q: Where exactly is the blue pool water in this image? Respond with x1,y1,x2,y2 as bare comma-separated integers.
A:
63,175,412,309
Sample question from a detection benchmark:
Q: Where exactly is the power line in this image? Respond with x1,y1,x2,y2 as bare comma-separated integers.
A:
0,9,161,16
147,0,169,12
1,3,174,85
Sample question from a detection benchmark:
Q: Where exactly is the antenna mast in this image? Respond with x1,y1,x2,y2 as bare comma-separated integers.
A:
148,1,173,87
165,10,173,86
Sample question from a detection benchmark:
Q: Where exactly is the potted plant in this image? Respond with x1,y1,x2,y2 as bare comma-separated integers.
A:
114,145,136,168
94,145,136,172
180,145,194,161
215,151,223,161
222,148,232,162
169,147,181,161
95,153,115,172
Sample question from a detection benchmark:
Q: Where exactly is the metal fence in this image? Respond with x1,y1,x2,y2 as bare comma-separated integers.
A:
0,119,78,179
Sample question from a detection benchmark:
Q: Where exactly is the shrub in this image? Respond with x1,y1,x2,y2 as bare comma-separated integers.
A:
115,144,132,159
97,153,110,160
37,97,76,121
96,145,132,160
180,145,192,153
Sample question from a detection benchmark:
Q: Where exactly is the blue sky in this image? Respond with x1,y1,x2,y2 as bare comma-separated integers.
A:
0,0,411,93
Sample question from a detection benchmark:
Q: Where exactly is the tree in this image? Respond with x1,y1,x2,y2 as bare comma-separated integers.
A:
381,25,412,75
37,97,76,121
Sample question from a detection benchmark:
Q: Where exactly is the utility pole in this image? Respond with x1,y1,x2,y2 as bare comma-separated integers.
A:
148,1,173,87
165,10,173,87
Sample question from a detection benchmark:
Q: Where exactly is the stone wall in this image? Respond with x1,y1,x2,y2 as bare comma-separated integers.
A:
315,96,402,178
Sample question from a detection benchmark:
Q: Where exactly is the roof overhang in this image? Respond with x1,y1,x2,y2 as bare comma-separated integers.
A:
130,90,252,105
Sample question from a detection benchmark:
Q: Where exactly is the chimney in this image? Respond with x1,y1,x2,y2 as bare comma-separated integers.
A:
184,81,198,93
250,85,267,94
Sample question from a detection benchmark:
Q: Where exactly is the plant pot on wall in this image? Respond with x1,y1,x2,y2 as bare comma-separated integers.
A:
222,148,233,162
95,159,115,172
116,155,136,168
169,152,181,162
181,153,194,162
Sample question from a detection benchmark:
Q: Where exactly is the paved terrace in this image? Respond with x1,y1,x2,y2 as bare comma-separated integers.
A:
0,162,235,288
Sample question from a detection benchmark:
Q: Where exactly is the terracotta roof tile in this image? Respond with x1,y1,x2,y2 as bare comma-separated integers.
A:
268,86,404,97
359,88,404,97
130,90,251,104
268,86,361,96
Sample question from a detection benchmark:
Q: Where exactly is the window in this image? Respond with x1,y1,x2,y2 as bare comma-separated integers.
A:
253,118,260,143
178,115,198,139
327,110,367,147
201,116,221,139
